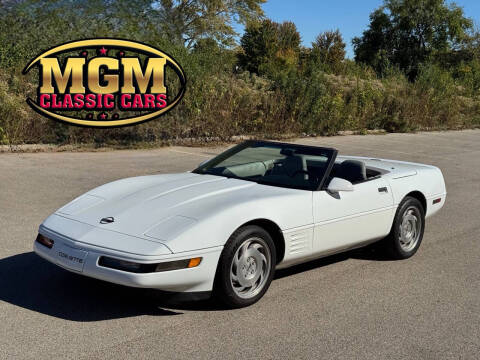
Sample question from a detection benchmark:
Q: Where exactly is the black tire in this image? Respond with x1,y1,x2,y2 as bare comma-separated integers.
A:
383,196,425,259
213,225,276,308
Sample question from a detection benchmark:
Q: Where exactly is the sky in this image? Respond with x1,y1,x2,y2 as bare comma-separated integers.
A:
235,0,480,58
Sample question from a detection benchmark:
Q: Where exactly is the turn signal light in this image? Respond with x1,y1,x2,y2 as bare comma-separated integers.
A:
188,257,202,268
98,256,203,273
36,234,54,249
154,257,203,272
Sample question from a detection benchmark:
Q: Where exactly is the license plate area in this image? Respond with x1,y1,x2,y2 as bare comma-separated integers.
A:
55,243,88,272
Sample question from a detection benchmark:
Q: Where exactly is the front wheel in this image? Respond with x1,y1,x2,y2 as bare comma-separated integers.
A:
383,196,425,259
213,225,276,308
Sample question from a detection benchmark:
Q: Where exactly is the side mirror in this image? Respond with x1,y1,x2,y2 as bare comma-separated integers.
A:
327,177,354,192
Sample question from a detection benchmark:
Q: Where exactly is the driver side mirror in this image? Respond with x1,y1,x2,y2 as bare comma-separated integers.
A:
327,177,354,192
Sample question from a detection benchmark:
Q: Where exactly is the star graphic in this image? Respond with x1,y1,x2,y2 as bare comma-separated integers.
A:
99,113,107,120
99,47,107,56
118,51,124,57
80,51,87,57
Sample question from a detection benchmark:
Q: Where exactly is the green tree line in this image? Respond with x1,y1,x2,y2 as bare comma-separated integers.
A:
0,0,479,147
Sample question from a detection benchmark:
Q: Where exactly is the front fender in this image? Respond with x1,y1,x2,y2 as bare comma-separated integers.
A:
163,190,313,253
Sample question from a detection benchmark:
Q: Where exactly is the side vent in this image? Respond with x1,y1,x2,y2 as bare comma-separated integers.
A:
288,230,310,255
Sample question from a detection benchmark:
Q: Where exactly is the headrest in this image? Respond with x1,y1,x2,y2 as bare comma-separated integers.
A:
337,160,366,184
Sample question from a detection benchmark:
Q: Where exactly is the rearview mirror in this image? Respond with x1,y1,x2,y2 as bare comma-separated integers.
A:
327,177,354,192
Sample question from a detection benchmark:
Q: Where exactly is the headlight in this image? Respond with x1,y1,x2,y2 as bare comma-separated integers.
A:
98,256,202,273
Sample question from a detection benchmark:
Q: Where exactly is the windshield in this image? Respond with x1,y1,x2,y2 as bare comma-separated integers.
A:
192,141,337,190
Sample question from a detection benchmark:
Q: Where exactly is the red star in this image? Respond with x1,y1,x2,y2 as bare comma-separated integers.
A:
99,113,107,120
99,47,107,56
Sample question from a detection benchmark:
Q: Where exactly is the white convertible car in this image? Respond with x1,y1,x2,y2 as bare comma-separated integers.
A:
35,141,446,307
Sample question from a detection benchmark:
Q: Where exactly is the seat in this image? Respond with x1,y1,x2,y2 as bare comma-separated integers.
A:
283,155,305,177
336,160,366,184
269,152,306,177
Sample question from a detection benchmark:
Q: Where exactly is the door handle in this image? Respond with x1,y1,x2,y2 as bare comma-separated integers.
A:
378,187,388,193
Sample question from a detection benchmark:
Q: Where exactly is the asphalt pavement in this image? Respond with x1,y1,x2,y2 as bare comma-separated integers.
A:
0,130,479,359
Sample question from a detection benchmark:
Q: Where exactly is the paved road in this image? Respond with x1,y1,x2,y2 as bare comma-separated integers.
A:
1,130,479,359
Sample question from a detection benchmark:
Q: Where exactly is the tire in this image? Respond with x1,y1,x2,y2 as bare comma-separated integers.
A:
383,196,425,259
213,225,276,308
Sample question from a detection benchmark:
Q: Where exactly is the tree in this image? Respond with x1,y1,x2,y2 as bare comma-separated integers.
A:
311,29,346,71
0,0,265,68
353,0,473,79
238,19,301,75
156,0,265,48
437,27,480,70
352,9,394,76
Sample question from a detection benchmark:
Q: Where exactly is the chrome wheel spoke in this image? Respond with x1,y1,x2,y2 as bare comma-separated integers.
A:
238,240,250,258
233,253,240,268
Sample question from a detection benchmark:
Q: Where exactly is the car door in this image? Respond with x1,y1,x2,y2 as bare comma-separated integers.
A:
312,177,394,255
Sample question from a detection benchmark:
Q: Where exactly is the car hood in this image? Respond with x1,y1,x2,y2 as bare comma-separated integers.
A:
47,172,313,253
55,172,259,240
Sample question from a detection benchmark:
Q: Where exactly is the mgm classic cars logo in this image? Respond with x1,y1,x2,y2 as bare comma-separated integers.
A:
23,39,186,127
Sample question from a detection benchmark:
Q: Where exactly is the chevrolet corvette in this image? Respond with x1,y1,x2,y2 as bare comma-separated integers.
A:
34,140,446,307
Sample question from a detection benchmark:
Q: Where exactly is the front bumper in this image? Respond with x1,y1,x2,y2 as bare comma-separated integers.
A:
34,227,223,293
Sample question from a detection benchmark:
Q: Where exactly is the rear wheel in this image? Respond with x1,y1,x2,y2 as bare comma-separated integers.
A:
214,225,276,308
383,196,425,259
